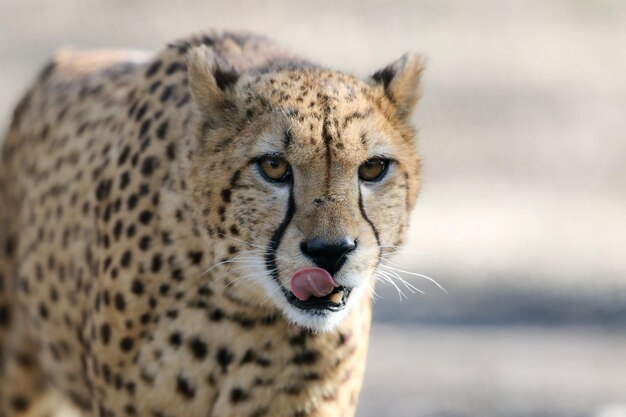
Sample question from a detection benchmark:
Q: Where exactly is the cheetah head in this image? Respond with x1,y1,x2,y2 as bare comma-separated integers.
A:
186,46,423,331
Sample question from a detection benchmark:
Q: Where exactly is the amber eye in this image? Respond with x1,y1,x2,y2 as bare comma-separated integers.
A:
358,158,390,182
258,156,291,182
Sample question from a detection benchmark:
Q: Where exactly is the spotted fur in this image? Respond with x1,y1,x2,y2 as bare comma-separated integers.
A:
0,31,423,417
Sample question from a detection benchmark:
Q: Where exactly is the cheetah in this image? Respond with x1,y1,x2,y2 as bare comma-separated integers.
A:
0,32,423,417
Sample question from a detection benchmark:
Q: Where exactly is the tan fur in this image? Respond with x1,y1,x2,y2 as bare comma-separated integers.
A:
0,31,423,417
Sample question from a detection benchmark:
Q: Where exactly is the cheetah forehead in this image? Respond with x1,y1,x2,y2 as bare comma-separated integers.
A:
188,41,423,163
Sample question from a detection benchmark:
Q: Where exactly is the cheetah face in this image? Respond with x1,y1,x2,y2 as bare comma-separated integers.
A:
187,47,423,331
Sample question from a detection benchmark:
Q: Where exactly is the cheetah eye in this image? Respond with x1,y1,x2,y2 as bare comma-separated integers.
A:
358,158,390,182
257,156,292,183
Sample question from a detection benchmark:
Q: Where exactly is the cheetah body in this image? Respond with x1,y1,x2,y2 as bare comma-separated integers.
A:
0,32,423,417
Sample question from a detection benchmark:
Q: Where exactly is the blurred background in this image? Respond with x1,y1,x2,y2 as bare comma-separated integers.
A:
1,1,625,416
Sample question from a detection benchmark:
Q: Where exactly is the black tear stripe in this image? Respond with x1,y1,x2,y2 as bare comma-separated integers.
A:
358,187,382,263
265,188,296,288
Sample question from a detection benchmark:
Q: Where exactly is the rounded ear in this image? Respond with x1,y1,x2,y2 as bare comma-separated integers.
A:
370,53,425,120
187,46,240,125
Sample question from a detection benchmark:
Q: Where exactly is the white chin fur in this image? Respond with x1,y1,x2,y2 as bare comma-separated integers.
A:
273,281,367,332
243,263,368,332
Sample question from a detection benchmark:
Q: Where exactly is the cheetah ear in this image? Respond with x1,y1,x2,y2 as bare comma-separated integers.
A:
187,46,240,124
370,53,424,120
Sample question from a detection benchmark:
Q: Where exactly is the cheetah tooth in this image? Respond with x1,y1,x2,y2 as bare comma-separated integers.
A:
328,291,344,304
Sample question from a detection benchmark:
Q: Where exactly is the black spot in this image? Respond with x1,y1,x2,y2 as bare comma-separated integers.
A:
175,93,190,108
149,80,162,93
166,142,176,160
216,347,233,373
118,146,131,166
255,357,272,368
131,279,144,295
100,323,111,345
38,303,49,319
124,404,137,415
284,385,302,395
140,313,151,324
139,236,151,251
171,268,184,281
160,85,174,102
188,337,208,360
156,121,168,140
10,396,29,412
209,309,224,321
119,337,134,352
145,61,162,78
139,210,153,225
141,156,158,176
113,220,124,240
120,251,132,268
139,119,151,138
127,194,138,210
292,350,319,365
125,382,136,395
188,251,203,265
232,313,255,329
138,183,150,196
221,189,231,203
119,171,130,190
166,62,185,75
114,293,126,311
302,372,320,381
169,332,182,347
135,102,148,121
151,254,162,272
289,331,307,346
198,286,212,297
176,376,195,399
96,179,113,201
0,305,10,327
49,286,59,302
2,237,19,260
240,349,255,365
230,387,250,403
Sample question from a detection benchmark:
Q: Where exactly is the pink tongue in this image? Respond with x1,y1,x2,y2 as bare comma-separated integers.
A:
290,268,338,301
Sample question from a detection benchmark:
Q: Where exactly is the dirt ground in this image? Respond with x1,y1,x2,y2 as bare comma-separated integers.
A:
1,1,625,416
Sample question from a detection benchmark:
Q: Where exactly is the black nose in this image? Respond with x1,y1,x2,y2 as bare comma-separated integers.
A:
300,237,357,275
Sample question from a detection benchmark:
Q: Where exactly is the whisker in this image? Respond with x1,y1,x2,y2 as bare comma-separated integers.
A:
378,262,447,294
374,270,407,301
380,268,424,294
